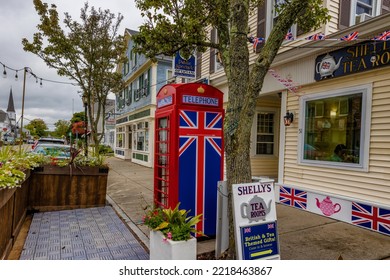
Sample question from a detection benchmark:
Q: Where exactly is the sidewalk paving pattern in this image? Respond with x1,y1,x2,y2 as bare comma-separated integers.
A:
19,207,149,260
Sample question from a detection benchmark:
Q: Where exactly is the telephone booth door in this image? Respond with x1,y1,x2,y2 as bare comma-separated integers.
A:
154,112,178,209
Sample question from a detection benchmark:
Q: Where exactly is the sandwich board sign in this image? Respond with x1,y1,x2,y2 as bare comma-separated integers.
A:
232,181,280,260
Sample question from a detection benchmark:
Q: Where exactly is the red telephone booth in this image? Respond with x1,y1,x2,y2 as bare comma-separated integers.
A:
154,83,224,236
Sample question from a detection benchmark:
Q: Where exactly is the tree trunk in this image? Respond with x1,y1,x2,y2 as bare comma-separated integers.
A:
224,0,312,259
225,0,251,259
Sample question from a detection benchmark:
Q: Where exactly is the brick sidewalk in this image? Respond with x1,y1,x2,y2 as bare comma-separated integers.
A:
19,207,149,260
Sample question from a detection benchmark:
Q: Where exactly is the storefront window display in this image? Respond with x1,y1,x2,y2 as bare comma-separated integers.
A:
134,122,149,152
300,86,371,169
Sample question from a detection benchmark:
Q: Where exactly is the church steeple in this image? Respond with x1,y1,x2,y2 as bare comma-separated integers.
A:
7,87,16,126
7,87,15,113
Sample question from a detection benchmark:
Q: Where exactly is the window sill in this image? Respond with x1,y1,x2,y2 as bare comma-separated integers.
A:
251,154,278,159
298,160,368,172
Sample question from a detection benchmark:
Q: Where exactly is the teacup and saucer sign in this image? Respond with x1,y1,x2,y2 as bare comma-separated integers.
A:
232,181,280,260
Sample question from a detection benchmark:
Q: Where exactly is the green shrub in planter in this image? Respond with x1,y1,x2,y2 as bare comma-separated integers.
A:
0,146,45,189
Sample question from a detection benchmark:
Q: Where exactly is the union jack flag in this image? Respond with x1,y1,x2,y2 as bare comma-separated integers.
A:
340,31,359,41
285,29,294,41
250,37,265,52
178,110,223,236
305,33,325,40
244,227,251,233
279,186,307,209
372,30,390,41
352,202,390,236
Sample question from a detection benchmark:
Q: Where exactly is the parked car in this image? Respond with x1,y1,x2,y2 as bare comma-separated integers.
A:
32,143,71,160
3,136,15,145
32,137,66,150
27,139,35,144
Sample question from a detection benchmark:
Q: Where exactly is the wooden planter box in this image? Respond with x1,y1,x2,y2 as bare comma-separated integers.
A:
0,171,30,260
29,165,109,211
12,172,30,242
1,165,108,259
0,188,15,260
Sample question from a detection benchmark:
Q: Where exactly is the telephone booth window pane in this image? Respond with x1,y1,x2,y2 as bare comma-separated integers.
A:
156,116,170,207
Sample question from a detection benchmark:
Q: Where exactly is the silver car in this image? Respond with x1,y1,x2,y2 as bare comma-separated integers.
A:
32,143,71,160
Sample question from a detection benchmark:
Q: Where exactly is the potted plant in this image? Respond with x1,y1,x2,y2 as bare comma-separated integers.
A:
143,203,203,260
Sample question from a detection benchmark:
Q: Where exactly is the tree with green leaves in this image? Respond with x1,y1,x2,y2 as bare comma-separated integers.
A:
133,0,329,259
52,119,71,138
22,0,127,155
25,118,48,138
70,112,86,124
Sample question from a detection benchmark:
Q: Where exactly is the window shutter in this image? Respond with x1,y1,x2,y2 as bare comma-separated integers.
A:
196,51,202,79
256,1,267,53
382,0,390,14
209,28,216,74
339,0,351,30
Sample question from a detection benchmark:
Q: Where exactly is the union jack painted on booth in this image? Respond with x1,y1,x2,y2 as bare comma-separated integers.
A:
352,202,390,236
178,110,223,236
279,186,307,210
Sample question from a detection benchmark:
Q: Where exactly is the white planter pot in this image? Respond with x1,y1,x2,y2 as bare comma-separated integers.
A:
149,230,197,260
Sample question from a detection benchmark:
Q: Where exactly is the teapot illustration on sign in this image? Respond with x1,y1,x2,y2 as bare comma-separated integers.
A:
315,196,341,216
316,54,343,79
240,195,272,223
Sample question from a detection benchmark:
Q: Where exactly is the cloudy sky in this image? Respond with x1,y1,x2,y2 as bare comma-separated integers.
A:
0,0,144,129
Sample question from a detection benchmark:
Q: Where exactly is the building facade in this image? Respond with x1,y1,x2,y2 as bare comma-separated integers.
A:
196,0,390,236
114,29,173,167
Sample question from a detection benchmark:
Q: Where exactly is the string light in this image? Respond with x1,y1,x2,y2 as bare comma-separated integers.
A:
2,64,6,78
0,60,77,86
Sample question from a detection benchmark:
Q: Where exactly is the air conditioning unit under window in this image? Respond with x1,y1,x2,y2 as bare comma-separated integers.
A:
355,13,373,24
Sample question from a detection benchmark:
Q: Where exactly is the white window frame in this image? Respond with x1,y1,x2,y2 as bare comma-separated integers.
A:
133,122,149,152
266,0,297,40
351,0,380,25
251,108,279,157
298,84,372,171
166,69,174,83
211,28,224,73
116,126,125,148
215,50,224,72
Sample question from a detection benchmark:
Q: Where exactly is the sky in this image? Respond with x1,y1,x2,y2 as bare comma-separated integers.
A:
0,0,145,130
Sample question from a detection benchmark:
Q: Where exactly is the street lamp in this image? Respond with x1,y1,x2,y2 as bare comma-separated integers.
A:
82,94,88,156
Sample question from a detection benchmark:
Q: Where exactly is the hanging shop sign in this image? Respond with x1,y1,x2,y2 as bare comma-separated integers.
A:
232,181,280,260
174,52,196,79
315,40,390,81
